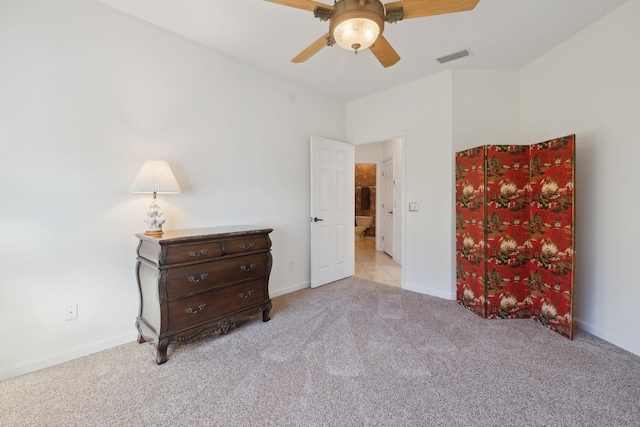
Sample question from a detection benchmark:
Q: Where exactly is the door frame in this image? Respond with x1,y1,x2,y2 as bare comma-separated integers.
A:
352,132,406,288
382,156,394,257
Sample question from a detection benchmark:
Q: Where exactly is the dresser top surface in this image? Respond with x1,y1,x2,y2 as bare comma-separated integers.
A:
136,225,273,244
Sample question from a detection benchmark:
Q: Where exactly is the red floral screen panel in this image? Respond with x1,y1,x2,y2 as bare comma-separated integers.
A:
529,135,575,339
455,135,575,339
455,146,487,317
485,145,531,320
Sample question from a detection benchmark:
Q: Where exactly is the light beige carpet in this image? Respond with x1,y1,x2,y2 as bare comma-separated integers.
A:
1,277,639,426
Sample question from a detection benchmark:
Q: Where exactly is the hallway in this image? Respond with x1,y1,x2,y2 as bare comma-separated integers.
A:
354,239,401,287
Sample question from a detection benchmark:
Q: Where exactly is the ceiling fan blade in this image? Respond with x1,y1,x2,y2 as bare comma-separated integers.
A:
369,34,401,68
264,0,334,13
292,33,331,63
385,0,479,19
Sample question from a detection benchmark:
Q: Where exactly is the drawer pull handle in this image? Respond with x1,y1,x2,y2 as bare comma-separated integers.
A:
238,290,254,299
240,264,256,272
185,304,206,314
187,273,208,283
187,249,208,257
239,242,255,250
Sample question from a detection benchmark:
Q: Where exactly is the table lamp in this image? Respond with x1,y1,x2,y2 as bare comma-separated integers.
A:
130,160,181,235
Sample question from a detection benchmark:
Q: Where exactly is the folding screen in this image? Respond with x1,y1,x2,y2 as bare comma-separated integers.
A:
455,135,575,339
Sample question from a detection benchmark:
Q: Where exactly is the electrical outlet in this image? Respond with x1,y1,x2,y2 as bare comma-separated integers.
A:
288,261,295,271
65,303,78,321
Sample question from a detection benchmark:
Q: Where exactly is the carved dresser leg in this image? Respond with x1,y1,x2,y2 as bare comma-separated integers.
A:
262,301,272,322
155,338,169,365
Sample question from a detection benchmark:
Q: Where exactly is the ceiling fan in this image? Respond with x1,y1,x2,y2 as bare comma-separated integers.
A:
265,0,480,68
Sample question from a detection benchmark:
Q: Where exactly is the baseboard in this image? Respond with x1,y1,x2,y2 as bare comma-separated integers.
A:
270,280,310,298
403,287,640,357
6,285,634,382
575,318,640,357
2,282,311,382
0,332,138,382
403,282,453,300
401,287,640,357
407,289,640,357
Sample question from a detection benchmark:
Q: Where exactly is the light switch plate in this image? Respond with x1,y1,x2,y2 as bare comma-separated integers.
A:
409,202,418,212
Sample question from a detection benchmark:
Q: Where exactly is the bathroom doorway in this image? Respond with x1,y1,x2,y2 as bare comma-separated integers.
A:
355,163,377,241
353,137,404,287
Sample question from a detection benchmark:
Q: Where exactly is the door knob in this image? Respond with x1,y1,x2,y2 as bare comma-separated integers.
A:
311,217,324,222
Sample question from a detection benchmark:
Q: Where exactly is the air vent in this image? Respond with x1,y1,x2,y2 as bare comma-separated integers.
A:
436,49,471,64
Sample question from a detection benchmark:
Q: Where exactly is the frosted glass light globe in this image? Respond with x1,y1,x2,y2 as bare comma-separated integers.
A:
333,18,380,52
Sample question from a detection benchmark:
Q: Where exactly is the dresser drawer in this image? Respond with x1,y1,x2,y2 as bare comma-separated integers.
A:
166,253,269,298
224,235,270,255
164,241,225,265
167,280,266,332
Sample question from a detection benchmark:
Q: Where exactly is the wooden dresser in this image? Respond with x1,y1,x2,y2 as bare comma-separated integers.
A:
135,226,273,364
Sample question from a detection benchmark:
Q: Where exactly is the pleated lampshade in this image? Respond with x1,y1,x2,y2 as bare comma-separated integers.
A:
130,160,181,194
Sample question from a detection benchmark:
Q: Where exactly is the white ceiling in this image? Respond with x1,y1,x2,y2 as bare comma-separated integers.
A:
95,0,627,101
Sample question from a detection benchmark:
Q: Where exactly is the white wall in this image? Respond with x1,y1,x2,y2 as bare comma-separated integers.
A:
347,72,453,298
355,141,384,163
347,70,519,299
451,69,521,294
452,69,520,151
519,0,640,355
0,0,345,379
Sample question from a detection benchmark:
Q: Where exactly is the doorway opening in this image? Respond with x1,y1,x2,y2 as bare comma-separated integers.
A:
353,137,404,287
355,163,377,241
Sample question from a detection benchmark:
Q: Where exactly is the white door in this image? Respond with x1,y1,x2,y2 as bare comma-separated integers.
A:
383,158,394,256
310,136,355,288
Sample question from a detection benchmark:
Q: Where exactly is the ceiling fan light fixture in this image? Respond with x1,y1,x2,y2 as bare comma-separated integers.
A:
329,0,385,54
333,18,380,52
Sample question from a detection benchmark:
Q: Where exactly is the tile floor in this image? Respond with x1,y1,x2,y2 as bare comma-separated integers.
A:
354,238,401,287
